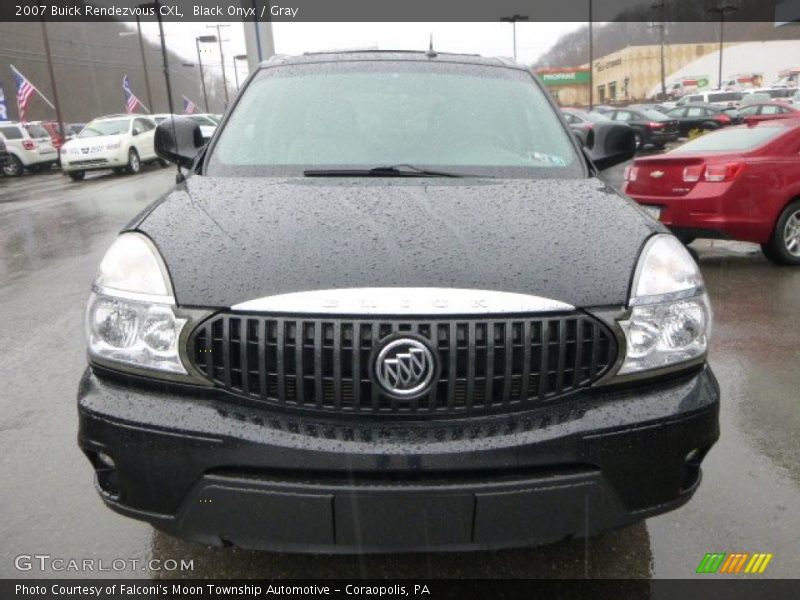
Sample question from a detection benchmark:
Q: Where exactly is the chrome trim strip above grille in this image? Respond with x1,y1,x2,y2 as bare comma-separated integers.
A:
230,288,574,315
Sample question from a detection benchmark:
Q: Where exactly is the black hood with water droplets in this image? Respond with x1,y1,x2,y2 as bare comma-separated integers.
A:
129,176,662,308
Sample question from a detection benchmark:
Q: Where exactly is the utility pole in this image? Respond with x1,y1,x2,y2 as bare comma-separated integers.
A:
195,35,217,112
234,54,247,91
40,19,65,141
500,14,528,60
588,0,594,109
650,0,666,100
135,16,154,112
707,1,739,89
208,24,230,106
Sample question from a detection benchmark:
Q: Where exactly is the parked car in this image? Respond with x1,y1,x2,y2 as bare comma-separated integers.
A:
676,90,743,109
737,101,800,122
624,119,800,265
0,121,58,176
606,107,680,149
78,51,719,553
665,103,741,136
560,107,615,145
29,120,71,153
60,114,163,181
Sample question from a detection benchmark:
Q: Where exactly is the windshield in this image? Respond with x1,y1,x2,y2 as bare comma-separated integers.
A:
79,119,130,138
206,61,582,178
25,124,49,138
190,115,217,126
671,125,784,153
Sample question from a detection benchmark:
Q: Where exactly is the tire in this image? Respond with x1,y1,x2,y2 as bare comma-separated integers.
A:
67,170,85,181
126,148,141,174
761,199,800,266
634,131,645,150
2,155,24,177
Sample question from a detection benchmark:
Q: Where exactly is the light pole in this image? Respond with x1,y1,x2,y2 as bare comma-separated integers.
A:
588,0,594,109
650,0,667,101
207,24,231,106
195,35,216,112
500,14,528,60
40,20,65,141
707,1,739,89
233,54,247,90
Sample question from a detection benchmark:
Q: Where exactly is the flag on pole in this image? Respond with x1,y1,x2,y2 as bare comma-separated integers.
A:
122,74,148,114
182,95,199,115
10,65,54,122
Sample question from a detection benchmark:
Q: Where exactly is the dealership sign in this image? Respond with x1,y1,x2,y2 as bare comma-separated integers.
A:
539,70,591,86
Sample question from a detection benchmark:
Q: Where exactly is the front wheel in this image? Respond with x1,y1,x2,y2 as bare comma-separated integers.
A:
126,148,141,174
2,155,24,177
761,200,800,265
67,170,85,181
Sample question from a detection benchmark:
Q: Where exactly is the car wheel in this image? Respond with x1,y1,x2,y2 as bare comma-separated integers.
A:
2,155,24,177
67,170,85,181
761,200,800,266
126,148,141,174
634,131,645,149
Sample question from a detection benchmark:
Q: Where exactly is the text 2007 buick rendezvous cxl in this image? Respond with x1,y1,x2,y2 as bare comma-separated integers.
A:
78,52,719,552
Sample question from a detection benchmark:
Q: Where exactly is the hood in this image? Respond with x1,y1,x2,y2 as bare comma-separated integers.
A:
63,134,123,150
131,176,660,309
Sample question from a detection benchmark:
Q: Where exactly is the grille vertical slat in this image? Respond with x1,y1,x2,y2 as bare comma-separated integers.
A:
352,323,362,411
313,321,323,408
191,313,617,417
333,321,342,410
466,321,477,412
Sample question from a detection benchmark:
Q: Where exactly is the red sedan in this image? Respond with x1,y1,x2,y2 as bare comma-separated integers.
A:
623,119,800,265
737,101,800,122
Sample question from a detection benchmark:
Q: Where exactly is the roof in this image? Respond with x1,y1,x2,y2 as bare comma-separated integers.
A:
258,50,525,71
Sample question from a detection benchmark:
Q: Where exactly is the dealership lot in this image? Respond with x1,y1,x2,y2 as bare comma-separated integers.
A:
0,164,798,578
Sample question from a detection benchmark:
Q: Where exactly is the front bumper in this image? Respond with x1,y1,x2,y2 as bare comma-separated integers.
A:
78,365,720,553
61,147,127,172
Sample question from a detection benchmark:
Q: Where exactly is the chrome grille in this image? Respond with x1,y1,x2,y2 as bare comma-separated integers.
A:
189,314,617,417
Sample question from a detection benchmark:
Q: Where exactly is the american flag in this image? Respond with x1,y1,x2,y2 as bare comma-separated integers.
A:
11,66,36,123
183,95,199,115
122,74,144,114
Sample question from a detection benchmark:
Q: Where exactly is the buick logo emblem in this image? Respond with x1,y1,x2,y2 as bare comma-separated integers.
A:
374,338,435,398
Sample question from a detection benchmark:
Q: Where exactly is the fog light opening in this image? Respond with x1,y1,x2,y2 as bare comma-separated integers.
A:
88,450,120,499
680,446,710,493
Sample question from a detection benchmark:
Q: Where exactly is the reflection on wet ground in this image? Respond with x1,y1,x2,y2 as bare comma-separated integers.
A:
0,167,797,579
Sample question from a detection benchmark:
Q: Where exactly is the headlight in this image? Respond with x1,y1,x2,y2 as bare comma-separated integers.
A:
617,235,712,374
86,232,187,374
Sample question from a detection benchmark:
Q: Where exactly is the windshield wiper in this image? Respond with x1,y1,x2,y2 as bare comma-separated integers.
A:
303,164,484,178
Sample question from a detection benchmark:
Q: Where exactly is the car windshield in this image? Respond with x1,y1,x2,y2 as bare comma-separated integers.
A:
671,125,784,153
206,61,583,178
25,124,49,138
78,119,129,138
189,115,216,126
641,109,669,120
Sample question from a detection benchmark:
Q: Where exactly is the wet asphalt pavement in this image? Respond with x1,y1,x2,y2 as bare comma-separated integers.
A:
0,163,798,579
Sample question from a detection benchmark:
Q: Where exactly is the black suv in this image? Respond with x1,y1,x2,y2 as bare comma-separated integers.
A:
78,52,719,553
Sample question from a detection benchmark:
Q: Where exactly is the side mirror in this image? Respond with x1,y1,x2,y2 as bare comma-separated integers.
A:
154,117,204,169
583,122,636,171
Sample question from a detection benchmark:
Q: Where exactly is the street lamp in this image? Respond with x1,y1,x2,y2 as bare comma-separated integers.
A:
500,14,528,60
195,34,217,112
233,54,247,90
207,24,231,106
650,0,667,101
138,1,175,116
707,0,740,90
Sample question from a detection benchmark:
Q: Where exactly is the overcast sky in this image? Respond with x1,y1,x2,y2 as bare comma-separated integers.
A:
136,21,585,83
